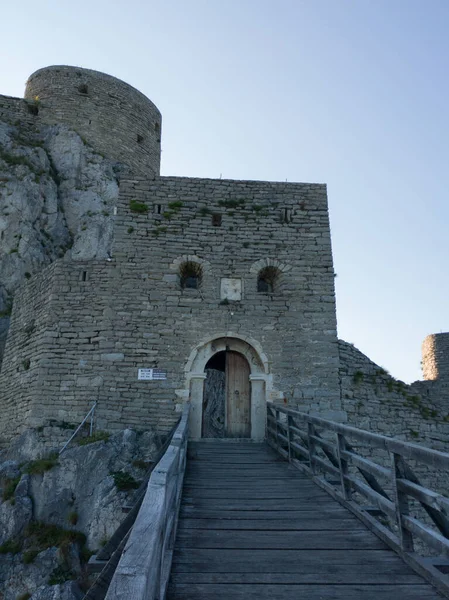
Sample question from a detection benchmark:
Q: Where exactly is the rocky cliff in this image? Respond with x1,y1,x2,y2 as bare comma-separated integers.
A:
0,427,159,599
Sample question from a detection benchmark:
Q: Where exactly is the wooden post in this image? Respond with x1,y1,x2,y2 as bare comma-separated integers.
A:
307,422,317,474
336,433,351,501
275,408,280,452
391,452,414,552
287,415,293,462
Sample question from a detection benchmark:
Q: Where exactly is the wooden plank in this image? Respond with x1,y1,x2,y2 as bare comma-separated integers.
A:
167,583,442,599
402,515,449,554
175,529,386,550
341,449,391,480
179,508,352,520
169,568,425,584
177,517,365,530
181,488,329,499
182,482,320,491
345,474,396,518
397,478,448,512
171,548,407,570
181,498,337,510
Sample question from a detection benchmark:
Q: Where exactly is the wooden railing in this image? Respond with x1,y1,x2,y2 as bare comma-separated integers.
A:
267,402,449,597
84,413,184,600
104,403,190,600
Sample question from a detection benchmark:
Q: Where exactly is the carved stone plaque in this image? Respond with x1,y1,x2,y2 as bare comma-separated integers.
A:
220,278,242,301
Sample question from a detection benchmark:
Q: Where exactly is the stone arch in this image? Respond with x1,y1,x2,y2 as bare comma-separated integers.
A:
170,254,211,273
249,257,292,275
183,333,273,441
250,258,291,295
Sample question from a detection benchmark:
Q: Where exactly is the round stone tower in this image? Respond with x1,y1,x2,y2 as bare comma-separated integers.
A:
25,65,161,176
422,333,449,382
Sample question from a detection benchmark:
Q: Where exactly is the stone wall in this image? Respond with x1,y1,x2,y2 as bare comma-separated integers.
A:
338,340,449,451
0,175,342,442
24,66,161,177
0,95,38,129
422,333,449,384
0,263,59,440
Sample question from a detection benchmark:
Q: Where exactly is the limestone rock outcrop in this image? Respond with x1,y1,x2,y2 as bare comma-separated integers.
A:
0,427,159,599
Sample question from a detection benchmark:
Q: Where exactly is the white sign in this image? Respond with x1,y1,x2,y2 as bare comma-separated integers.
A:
138,368,167,381
220,278,242,301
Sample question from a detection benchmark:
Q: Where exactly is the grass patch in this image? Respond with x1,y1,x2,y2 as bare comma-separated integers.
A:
111,471,140,491
76,431,110,446
129,199,149,213
2,476,20,501
23,453,58,475
0,147,35,171
80,546,95,564
168,201,183,211
17,593,31,600
132,460,148,470
0,539,21,554
26,521,86,551
48,564,76,585
218,198,245,209
409,430,419,439
127,226,134,234
22,549,39,564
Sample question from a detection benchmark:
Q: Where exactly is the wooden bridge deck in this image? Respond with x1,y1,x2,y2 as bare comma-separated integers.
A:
167,441,443,599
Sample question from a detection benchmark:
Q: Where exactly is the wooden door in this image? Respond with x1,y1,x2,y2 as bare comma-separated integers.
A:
226,352,251,437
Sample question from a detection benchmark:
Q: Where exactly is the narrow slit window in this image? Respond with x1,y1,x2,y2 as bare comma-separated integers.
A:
212,214,222,227
78,84,88,94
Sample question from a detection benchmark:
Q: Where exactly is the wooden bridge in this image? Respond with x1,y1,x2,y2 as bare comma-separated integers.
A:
87,403,449,600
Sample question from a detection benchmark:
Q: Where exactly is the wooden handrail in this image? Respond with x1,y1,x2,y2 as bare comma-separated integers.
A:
267,402,449,598
104,403,190,600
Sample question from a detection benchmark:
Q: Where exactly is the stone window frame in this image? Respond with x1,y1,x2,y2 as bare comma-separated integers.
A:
170,255,211,293
250,258,291,295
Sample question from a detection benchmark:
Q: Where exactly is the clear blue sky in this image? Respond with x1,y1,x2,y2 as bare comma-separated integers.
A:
2,0,449,383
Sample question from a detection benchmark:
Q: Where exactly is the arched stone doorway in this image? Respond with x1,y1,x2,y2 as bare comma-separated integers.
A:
203,350,251,438
184,333,271,441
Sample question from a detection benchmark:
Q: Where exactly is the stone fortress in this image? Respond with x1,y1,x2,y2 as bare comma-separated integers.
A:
0,65,448,451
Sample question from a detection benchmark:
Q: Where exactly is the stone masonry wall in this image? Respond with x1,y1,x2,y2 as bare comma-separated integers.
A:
0,263,59,442
0,175,342,442
24,66,162,177
422,333,449,384
113,176,341,413
339,340,449,451
0,95,39,129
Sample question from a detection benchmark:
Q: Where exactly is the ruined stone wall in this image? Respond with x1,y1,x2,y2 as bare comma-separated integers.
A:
0,175,342,441
24,66,161,177
338,340,449,451
0,95,39,129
